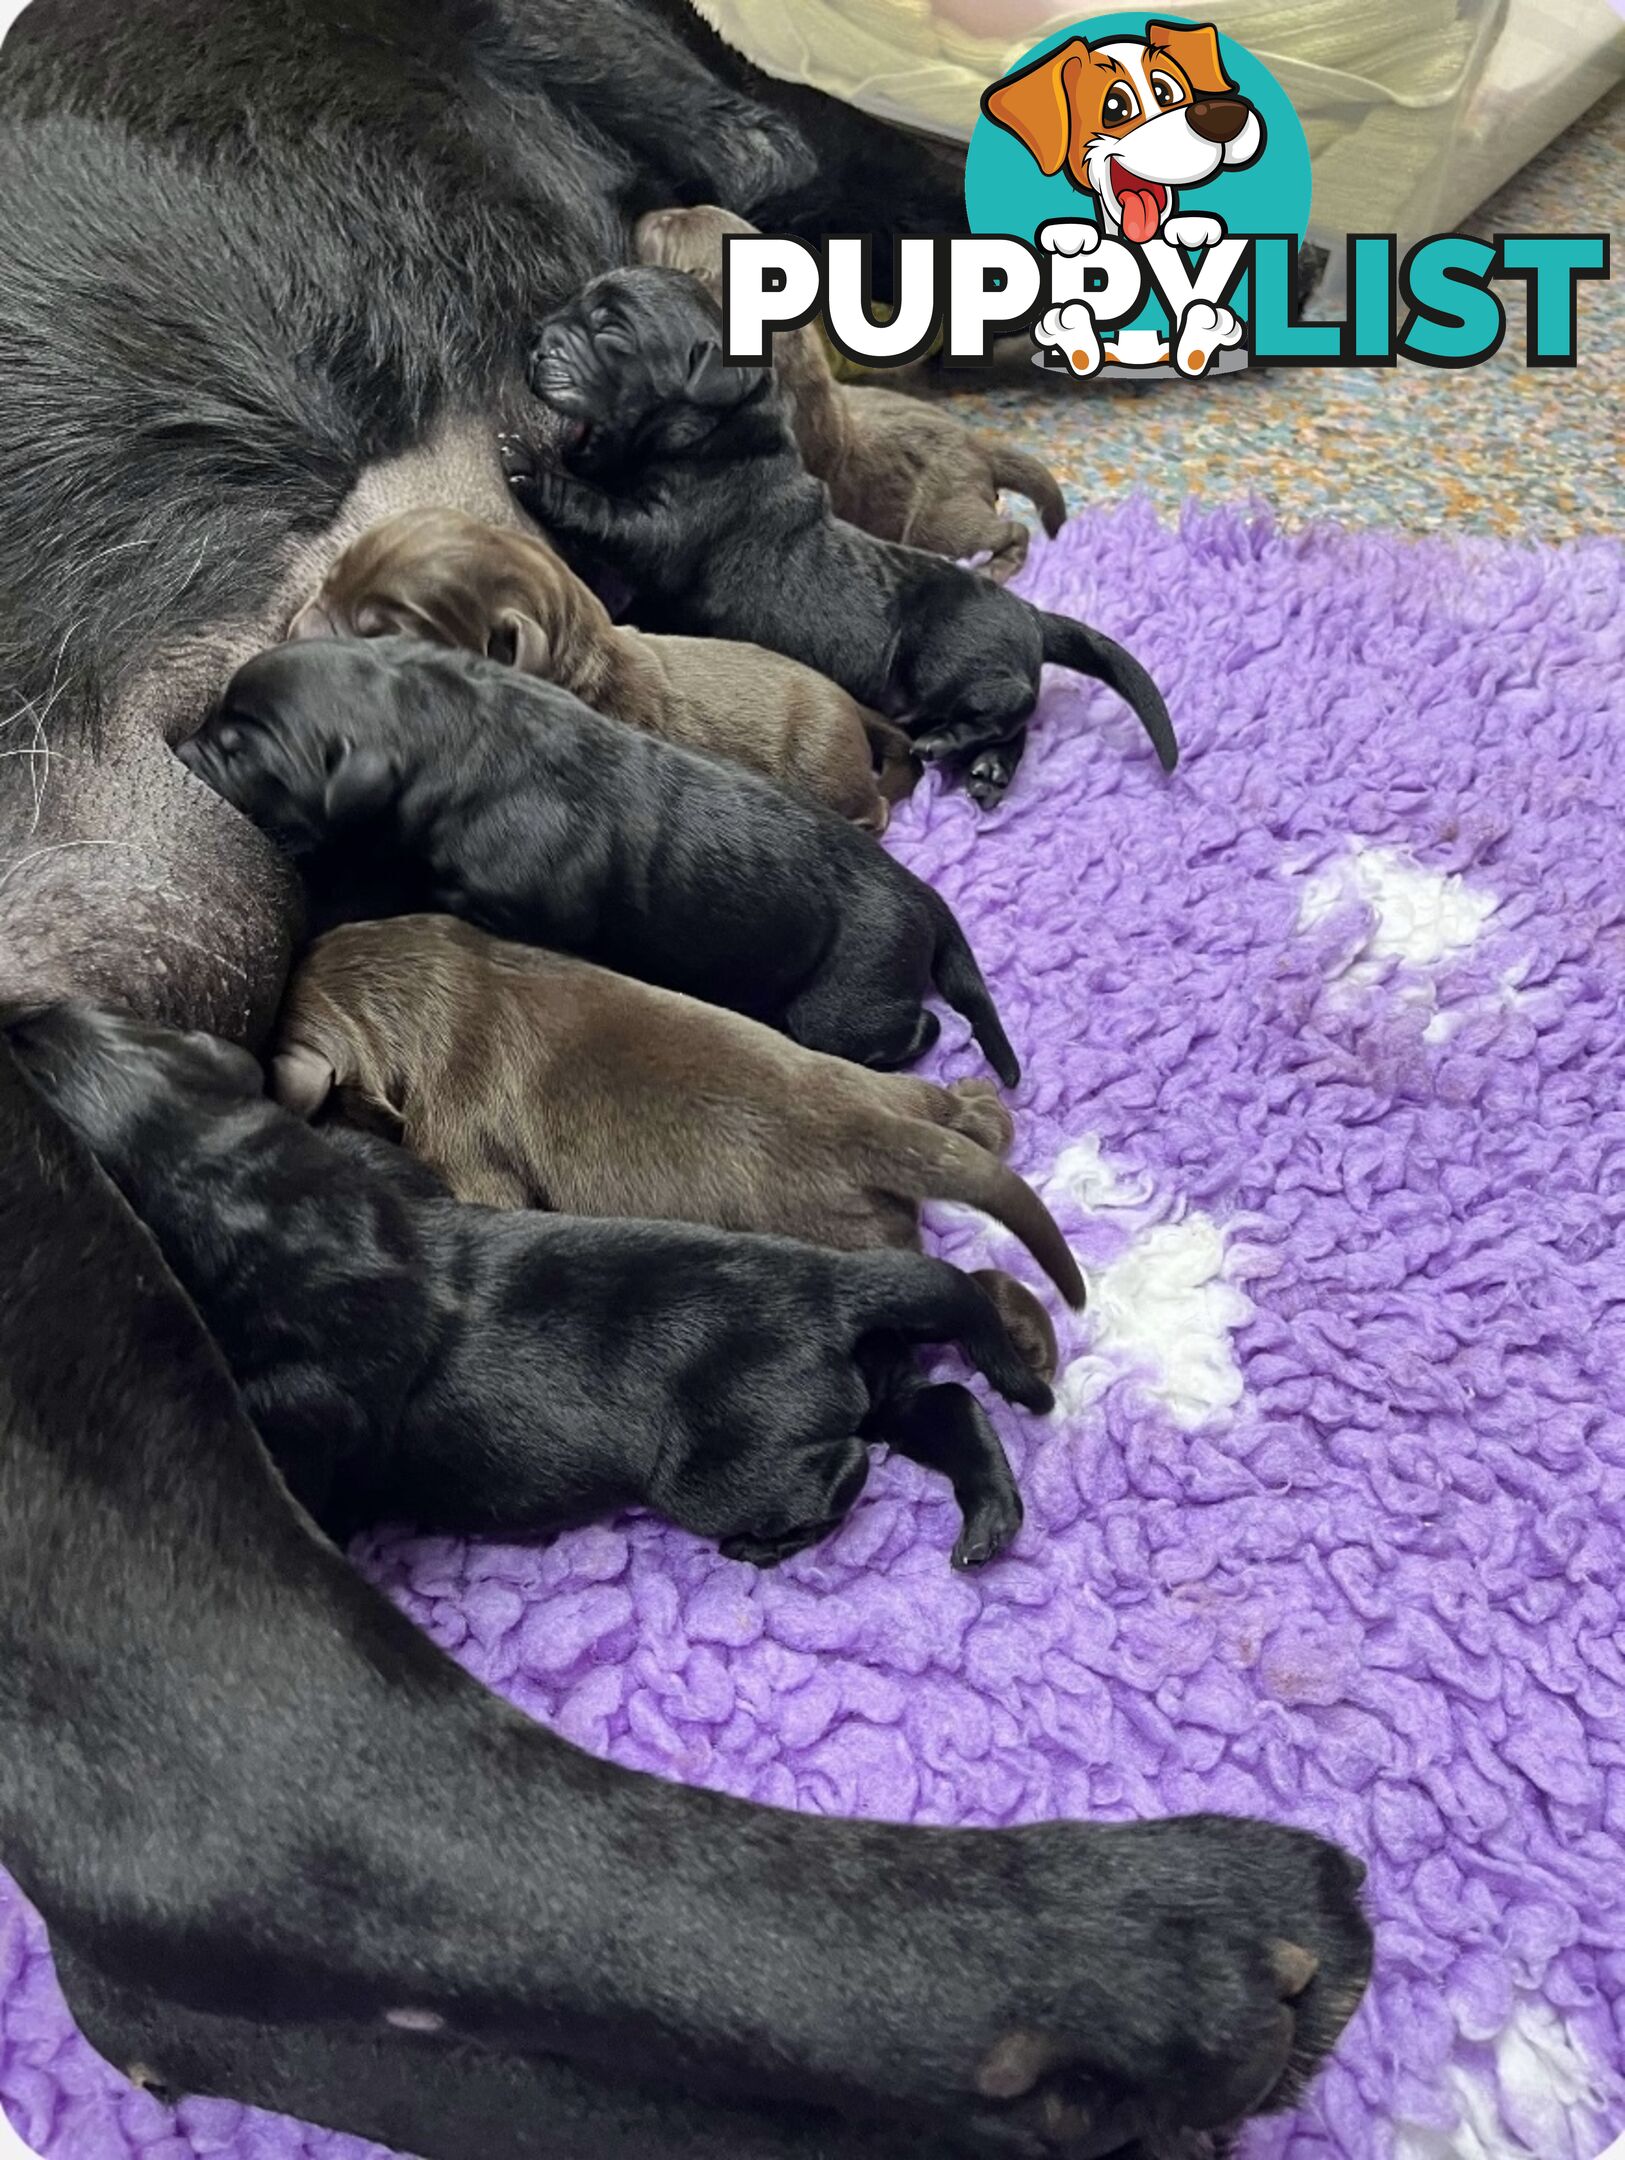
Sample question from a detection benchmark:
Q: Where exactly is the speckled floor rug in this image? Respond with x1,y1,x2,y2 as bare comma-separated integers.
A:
1,502,1621,2160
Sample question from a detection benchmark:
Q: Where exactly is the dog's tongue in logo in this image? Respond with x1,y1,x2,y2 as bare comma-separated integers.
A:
1111,164,1166,243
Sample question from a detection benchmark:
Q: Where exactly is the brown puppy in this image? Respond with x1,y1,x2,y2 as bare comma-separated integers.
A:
289,507,916,829
635,204,1066,582
273,913,1084,1331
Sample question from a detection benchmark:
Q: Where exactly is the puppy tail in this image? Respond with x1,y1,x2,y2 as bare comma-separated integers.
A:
1038,611,1179,774
910,1128,1084,1309
861,1252,1054,1412
990,445,1067,538
864,712,923,804
929,903,1020,1089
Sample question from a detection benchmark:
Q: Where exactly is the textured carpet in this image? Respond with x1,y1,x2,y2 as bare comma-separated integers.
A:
2,503,1623,2160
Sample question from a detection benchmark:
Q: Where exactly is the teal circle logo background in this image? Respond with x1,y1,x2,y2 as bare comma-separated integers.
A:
965,12,1312,337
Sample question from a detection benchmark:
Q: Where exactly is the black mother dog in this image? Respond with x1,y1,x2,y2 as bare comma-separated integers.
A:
181,638,1022,1082
6,1002,1047,1567
517,268,1179,807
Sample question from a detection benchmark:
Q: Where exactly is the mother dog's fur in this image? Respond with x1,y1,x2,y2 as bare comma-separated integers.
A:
0,4,1369,2154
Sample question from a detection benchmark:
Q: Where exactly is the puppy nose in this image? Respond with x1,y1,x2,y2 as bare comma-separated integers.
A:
1188,96,1250,144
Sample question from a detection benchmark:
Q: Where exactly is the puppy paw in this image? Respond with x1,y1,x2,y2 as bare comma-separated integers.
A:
952,1482,1023,1569
497,431,539,485
973,1269,1060,1385
966,743,1022,807
1175,300,1244,377
945,1078,1015,1157
1034,301,1101,379
980,519,1031,584
1162,212,1227,251
1038,220,1103,256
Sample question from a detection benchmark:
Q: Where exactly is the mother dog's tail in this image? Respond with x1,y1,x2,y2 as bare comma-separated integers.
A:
929,899,1021,1090
1039,612,1179,773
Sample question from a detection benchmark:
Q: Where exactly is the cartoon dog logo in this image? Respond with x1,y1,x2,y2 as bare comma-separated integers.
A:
982,19,1265,376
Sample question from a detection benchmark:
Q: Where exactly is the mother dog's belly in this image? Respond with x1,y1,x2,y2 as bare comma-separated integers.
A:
0,417,533,1043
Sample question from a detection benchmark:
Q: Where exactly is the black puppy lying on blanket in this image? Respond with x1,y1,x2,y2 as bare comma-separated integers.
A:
180,637,1021,1083
7,1001,1049,1567
516,268,1178,808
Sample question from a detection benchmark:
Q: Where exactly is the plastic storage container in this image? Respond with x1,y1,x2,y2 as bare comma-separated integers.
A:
695,0,1623,275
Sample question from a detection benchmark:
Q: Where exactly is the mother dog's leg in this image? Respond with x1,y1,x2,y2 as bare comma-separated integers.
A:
0,1050,1370,2158
51,1940,958,2160
500,0,969,240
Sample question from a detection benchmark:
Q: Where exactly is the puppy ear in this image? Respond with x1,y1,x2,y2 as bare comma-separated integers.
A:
1145,20,1236,96
323,744,399,827
980,39,1090,177
684,336,748,408
488,608,552,675
271,1044,337,1120
285,598,329,642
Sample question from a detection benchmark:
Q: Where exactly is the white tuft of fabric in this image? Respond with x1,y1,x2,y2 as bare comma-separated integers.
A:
1057,1216,1251,1430
1297,841,1496,988
1392,2000,1613,2160
1047,1136,1157,1214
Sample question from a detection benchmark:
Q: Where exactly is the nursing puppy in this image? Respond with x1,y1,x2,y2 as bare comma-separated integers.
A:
518,269,1177,807
273,914,1084,1317
8,1000,1052,1567
635,205,1065,580
181,638,1021,1083
289,508,917,830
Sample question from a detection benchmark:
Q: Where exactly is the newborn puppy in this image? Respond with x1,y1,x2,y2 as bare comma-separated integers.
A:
518,267,1176,807
180,638,1021,1083
635,205,1065,582
273,913,1084,1317
288,507,917,831
8,1001,1054,1567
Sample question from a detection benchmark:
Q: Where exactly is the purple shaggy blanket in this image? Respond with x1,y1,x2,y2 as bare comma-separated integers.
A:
2,503,1622,2160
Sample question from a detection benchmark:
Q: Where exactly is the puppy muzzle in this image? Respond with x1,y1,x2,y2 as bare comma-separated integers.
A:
530,319,603,415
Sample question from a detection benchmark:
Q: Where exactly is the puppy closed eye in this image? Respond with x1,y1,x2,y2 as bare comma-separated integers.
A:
588,306,633,354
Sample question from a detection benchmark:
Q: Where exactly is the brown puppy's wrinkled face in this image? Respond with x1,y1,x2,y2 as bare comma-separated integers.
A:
285,507,604,683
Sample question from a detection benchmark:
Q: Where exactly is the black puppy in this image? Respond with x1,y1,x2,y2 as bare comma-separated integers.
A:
7,1001,1049,1566
516,267,1179,808
179,637,1022,1083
